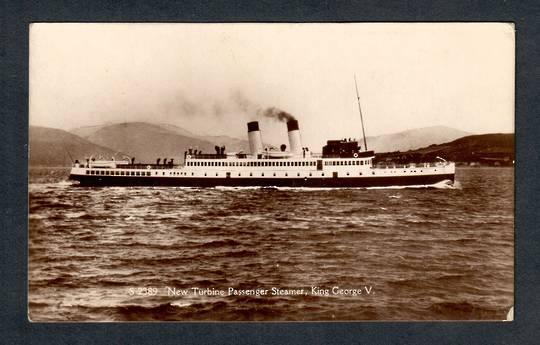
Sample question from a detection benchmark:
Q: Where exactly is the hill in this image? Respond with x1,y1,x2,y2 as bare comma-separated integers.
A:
69,122,256,163
69,122,262,163
154,123,254,151
29,126,123,167
365,126,470,153
374,133,514,166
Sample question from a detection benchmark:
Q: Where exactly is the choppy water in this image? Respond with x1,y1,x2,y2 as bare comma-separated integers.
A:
28,167,513,321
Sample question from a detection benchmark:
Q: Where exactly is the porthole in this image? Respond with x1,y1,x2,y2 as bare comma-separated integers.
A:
309,173,312,176
238,173,241,176
297,173,300,177
216,173,219,176
285,173,288,176
261,173,264,176
204,173,207,176
249,173,253,176
273,173,276,176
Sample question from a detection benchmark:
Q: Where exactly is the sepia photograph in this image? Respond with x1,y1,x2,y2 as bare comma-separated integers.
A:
28,23,514,321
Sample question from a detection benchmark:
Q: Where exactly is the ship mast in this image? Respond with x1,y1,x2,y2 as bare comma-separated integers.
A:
354,75,368,151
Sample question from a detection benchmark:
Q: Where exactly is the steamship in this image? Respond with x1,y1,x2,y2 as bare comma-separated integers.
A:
69,119,455,187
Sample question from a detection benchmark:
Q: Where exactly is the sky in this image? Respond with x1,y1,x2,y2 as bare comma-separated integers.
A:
29,23,514,149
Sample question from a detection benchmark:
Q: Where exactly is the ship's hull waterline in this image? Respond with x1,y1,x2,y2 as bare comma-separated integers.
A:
69,173,455,188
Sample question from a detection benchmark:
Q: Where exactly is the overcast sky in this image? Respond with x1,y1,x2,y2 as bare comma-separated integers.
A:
30,23,514,149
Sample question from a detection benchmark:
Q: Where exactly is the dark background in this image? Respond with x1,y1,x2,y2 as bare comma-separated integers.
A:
2,0,539,344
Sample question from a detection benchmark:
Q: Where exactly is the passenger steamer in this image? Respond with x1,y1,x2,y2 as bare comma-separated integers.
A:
69,119,455,187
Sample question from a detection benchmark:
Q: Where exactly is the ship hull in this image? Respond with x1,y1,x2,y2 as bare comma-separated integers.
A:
69,173,454,188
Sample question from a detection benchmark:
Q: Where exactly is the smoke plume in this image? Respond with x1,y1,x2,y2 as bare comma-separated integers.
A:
231,91,297,122
258,107,296,122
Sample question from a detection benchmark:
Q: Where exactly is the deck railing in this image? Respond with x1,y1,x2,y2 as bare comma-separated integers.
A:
375,162,449,169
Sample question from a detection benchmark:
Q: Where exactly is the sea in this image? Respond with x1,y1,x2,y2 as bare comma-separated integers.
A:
28,167,514,321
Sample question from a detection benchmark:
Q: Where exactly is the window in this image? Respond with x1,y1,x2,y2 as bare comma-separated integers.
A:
294,162,298,166
131,172,135,176
346,172,349,176
86,170,89,175
136,172,140,176
146,172,151,176
361,161,364,165
121,171,124,175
